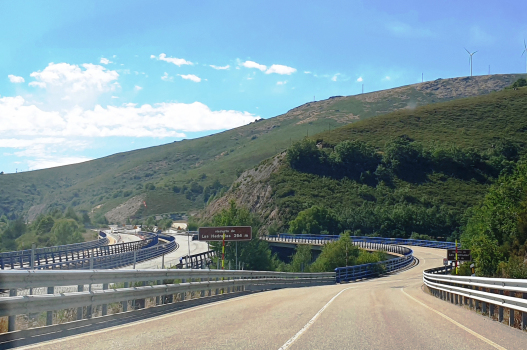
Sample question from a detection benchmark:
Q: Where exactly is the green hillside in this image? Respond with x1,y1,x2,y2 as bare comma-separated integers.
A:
0,74,524,223
203,83,527,241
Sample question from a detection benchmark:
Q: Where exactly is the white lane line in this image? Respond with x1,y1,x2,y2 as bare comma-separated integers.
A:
401,288,507,350
278,286,355,350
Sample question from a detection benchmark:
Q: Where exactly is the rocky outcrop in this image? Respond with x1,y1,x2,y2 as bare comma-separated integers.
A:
104,194,146,224
200,153,286,234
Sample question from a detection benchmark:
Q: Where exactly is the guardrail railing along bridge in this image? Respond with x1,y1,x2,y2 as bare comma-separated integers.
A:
9,233,515,344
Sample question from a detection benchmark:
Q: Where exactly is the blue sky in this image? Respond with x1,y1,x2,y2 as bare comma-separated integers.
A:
1,0,526,173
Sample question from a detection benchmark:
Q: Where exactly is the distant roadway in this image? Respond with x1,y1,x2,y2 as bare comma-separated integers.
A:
23,246,526,350
105,231,209,269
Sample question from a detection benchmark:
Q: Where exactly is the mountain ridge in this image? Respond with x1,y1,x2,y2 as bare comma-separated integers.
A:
0,74,524,222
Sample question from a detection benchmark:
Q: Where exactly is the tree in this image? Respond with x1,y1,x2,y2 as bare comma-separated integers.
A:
143,216,156,231
461,157,527,276
0,218,27,251
289,206,340,235
50,219,83,245
65,207,80,222
36,215,55,235
286,139,323,172
330,140,380,178
211,201,276,271
82,212,92,226
310,233,359,272
288,244,313,272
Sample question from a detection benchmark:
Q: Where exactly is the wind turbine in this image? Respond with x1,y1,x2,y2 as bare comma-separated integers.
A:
465,48,477,76
522,40,527,73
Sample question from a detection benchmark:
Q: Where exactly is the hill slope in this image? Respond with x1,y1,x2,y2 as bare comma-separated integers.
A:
0,74,524,222
202,86,527,238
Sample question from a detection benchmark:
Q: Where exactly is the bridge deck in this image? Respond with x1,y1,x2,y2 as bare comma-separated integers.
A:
25,246,526,350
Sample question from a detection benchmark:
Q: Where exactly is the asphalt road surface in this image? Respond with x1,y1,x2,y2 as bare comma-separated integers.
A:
20,247,527,350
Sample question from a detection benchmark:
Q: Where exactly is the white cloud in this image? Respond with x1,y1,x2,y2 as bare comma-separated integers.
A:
0,95,260,137
28,62,119,92
27,157,93,171
357,77,363,82
331,74,338,82
134,85,143,91
304,71,311,74
161,72,173,82
386,22,433,38
8,75,25,83
151,53,193,66
100,58,112,64
384,76,391,80
210,64,230,70
111,96,119,99
28,81,46,88
276,81,287,85
469,25,495,45
178,74,201,83
241,60,267,71
265,64,297,75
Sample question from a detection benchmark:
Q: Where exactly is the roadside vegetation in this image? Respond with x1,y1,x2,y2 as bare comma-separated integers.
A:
203,202,387,272
0,207,91,251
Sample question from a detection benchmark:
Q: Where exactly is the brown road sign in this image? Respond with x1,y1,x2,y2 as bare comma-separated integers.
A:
447,249,471,261
198,226,252,241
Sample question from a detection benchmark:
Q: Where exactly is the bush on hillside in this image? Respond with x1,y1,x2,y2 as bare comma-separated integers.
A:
289,206,340,235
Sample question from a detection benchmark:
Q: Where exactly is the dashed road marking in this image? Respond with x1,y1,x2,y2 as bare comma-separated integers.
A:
278,286,355,350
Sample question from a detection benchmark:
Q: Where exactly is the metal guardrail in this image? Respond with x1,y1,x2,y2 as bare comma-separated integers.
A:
267,234,458,249
263,235,415,283
335,243,414,283
423,266,527,330
0,268,335,333
33,234,178,270
0,236,110,270
179,251,216,269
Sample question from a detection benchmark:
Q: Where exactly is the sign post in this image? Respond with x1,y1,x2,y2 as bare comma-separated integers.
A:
222,232,225,270
455,240,458,275
447,245,471,275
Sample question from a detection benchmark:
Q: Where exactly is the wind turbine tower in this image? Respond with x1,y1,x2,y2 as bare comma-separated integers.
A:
464,48,477,76
522,40,527,73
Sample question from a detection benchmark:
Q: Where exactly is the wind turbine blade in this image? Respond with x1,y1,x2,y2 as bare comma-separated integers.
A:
524,39,527,49
464,47,470,54
473,51,478,55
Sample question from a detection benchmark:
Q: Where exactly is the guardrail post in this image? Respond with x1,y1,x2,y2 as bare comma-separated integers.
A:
509,306,514,327
122,282,129,312
490,301,495,318
77,285,84,320
46,286,54,325
102,283,108,316
523,293,527,330
31,243,35,269
8,289,16,332
156,280,162,305
498,290,504,322
482,300,487,315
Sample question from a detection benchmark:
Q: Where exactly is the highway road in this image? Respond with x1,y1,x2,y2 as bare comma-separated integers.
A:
20,247,527,350
123,233,209,269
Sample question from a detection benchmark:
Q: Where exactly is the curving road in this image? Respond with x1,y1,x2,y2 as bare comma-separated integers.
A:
21,247,527,350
